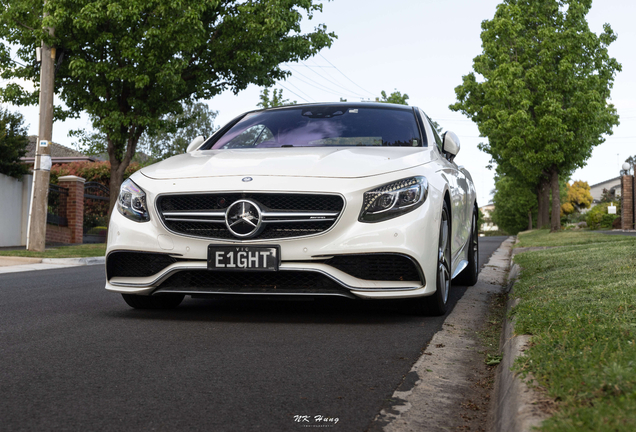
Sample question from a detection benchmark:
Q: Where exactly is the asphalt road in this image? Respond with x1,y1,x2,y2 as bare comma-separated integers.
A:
0,236,507,432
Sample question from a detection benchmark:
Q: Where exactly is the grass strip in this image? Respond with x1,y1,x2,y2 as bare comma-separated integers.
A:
0,243,106,258
511,230,636,431
515,229,633,248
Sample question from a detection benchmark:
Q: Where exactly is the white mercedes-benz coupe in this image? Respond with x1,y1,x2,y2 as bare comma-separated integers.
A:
106,102,478,315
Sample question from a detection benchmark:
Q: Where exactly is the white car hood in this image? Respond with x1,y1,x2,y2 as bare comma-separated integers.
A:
141,147,433,180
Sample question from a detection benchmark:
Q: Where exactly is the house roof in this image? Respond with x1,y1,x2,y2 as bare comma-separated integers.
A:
22,136,98,163
589,176,621,189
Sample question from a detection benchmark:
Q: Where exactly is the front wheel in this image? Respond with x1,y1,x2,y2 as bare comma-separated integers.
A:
410,202,451,316
122,293,185,309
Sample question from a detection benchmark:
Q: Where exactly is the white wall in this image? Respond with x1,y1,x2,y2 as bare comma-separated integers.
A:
0,173,33,247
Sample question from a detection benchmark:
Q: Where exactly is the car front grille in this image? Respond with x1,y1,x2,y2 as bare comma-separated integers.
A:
154,270,351,296
323,254,422,282
156,193,344,241
107,251,179,279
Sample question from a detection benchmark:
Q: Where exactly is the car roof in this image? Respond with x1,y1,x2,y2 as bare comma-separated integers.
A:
256,102,415,113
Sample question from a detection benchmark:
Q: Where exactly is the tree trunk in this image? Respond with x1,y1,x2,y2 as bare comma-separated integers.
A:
528,210,533,231
108,165,125,220
537,179,550,228
106,128,144,221
550,169,561,233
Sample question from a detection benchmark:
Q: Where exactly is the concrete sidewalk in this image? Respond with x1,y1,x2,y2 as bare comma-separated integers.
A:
0,256,105,274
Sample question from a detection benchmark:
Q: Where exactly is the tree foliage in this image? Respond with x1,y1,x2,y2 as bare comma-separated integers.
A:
0,107,29,179
257,88,296,109
380,89,409,105
450,0,621,232
0,0,335,214
137,102,218,162
561,180,592,215
491,175,537,235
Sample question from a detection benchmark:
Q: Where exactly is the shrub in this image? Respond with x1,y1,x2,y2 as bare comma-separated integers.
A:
600,214,619,229
50,161,142,186
586,203,618,230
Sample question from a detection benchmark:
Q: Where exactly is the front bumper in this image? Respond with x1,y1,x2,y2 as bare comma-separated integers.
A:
105,172,444,300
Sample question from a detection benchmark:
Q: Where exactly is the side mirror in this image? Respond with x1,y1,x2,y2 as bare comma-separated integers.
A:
186,136,205,153
442,131,460,162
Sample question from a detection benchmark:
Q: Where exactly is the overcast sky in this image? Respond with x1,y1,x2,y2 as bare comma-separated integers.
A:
6,0,635,205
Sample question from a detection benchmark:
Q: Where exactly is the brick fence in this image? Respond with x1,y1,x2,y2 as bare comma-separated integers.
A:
45,175,85,244
622,175,634,230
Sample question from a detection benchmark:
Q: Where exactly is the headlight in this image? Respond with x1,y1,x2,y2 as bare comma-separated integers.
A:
117,179,150,222
359,176,428,223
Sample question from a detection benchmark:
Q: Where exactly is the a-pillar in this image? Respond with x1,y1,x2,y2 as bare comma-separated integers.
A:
622,175,634,230
58,175,85,244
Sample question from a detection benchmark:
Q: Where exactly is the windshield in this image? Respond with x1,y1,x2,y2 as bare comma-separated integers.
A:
207,106,423,149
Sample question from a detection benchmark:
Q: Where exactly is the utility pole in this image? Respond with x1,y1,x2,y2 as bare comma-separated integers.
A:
26,10,55,252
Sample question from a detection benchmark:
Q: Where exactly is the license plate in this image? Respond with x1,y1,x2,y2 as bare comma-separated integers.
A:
207,245,280,271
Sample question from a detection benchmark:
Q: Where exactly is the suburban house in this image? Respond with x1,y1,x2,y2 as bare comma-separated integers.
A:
589,176,621,204
21,136,100,164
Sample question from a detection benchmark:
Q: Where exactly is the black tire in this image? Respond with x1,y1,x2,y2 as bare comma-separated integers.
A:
121,293,185,309
411,201,451,316
455,207,479,286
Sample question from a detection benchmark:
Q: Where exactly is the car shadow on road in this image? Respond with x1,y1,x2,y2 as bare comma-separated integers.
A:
101,296,451,325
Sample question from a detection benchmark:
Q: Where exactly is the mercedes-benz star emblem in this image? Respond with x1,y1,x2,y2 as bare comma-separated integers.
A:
225,199,262,238
242,177,253,182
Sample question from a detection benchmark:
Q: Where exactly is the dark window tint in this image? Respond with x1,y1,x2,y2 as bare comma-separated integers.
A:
209,106,422,149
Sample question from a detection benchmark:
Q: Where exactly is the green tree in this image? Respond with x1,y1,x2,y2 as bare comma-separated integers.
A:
73,101,218,163
450,0,620,233
0,108,29,179
380,89,409,105
491,174,537,235
257,88,296,109
137,102,218,162
0,0,335,215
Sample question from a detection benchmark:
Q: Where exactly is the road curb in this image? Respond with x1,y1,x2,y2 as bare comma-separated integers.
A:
372,237,515,431
490,242,549,432
41,256,105,266
0,256,105,274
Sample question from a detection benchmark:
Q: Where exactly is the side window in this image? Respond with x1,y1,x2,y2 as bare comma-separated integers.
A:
429,118,443,152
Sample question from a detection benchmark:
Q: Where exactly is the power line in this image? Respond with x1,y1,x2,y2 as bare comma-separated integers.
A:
318,52,375,97
279,79,315,103
284,64,349,97
301,58,366,98
283,67,354,99
276,83,311,103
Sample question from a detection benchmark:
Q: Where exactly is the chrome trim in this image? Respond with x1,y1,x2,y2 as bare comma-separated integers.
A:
280,267,422,292
154,191,346,243
262,211,339,218
311,252,426,286
153,289,356,300
108,263,421,292
263,218,336,223
162,211,226,217
164,218,225,223
109,265,206,288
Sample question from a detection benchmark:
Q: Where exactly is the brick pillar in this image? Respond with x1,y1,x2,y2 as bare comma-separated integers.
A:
622,175,634,230
58,175,85,244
